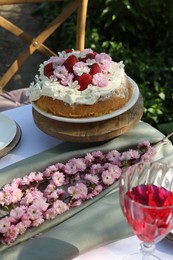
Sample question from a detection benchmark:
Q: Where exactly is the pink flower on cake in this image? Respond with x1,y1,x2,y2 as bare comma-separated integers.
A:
47,56,65,66
80,48,94,57
92,73,108,87
54,66,68,78
73,61,90,76
95,53,112,71
53,66,74,86
60,73,74,86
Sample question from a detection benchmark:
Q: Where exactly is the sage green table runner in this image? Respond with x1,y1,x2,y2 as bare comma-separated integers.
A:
0,121,173,260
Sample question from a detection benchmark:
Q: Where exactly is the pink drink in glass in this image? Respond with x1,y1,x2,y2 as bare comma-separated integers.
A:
123,184,173,244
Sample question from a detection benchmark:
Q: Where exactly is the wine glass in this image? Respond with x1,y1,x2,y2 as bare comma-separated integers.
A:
119,162,173,260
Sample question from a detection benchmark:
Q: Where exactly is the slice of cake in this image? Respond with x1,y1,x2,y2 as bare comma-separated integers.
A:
28,48,133,118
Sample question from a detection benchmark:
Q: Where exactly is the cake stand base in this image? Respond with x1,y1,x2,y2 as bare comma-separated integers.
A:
32,93,144,143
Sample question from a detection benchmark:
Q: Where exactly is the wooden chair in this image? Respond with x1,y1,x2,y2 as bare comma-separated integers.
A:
0,0,88,111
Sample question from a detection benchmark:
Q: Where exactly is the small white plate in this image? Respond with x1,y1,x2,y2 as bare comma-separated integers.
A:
32,77,139,124
0,114,17,150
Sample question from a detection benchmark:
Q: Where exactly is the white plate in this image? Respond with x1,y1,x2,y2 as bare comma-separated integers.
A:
32,77,139,124
0,114,17,150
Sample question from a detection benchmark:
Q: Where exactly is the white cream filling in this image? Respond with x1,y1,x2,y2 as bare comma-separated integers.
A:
28,60,127,105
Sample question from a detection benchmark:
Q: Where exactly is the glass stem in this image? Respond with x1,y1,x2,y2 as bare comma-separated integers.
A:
139,242,155,259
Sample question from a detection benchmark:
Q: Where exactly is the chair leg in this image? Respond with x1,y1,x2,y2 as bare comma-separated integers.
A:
76,0,88,51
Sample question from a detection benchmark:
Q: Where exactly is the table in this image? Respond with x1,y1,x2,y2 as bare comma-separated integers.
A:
1,104,173,260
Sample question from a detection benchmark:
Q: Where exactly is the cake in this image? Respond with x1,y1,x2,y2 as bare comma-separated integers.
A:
28,48,133,118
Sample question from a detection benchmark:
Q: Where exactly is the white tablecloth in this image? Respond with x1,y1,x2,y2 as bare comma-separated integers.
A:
74,235,173,260
0,104,63,169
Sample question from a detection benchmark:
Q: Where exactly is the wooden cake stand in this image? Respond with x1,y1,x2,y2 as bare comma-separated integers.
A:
32,93,144,143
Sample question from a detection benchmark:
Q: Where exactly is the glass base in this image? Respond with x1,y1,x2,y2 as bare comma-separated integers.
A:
123,252,160,260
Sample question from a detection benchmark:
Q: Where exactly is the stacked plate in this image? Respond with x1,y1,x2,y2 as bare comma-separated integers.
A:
0,114,21,158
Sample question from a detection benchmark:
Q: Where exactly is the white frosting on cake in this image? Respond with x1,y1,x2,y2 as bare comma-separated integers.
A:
28,49,127,105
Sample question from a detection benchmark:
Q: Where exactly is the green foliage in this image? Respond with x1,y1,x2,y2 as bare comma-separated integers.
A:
39,0,173,133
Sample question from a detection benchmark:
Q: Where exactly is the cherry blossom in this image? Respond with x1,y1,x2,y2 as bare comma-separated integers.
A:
0,141,156,245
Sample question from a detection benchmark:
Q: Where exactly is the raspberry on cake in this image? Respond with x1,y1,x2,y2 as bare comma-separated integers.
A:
28,48,133,118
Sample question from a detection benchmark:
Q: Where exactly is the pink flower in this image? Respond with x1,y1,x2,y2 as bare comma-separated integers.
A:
68,183,88,200
47,56,65,66
11,178,22,187
0,217,11,233
73,62,90,76
21,188,43,206
2,184,23,205
54,65,68,78
21,214,31,228
84,153,95,164
140,147,156,163
27,205,43,221
65,158,87,175
10,206,26,222
90,163,103,175
32,198,49,212
44,183,56,195
80,48,94,57
61,73,74,86
121,149,140,161
44,207,57,220
102,170,116,185
92,185,103,195
27,171,43,183
106,150,121,164
95,53,112,72
52,171,65,187
92,73,108,87
2,225,19,244
16,222,27,235
84,174,99,184
70,199,82,207
32,217,44,227
0,191,5,206
104,164,122,179
53,200,69,214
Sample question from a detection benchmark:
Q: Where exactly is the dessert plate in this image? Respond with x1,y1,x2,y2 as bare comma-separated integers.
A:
32,77,139,124
0,113,17,150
